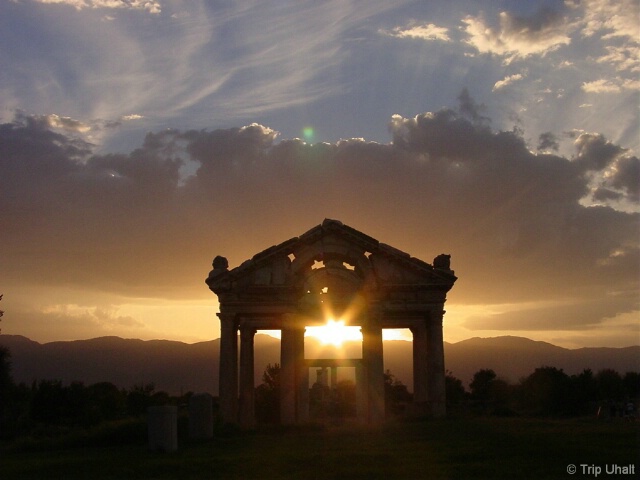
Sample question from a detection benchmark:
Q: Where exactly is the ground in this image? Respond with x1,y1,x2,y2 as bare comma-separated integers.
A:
1,417,638,479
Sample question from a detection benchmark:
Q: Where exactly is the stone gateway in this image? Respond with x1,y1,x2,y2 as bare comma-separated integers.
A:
206,219,456,426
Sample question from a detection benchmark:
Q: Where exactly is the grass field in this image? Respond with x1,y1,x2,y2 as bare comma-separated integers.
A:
1,417,638,479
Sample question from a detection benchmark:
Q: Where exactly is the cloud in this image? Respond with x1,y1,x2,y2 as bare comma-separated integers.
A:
575,0,639,40
605,156,640,202
463,7,571,62
32,0,161,14
571,0,640,74
573,132,639,204
9,303,146,342
493,73,524,91
597,45,640,73
462,291,639,331
582,78,640,93
37,113,92,133
0,95,637,338
383,22,451,42
537,132,559,152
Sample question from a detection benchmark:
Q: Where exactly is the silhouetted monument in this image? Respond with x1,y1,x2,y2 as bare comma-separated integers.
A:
206,219,456,426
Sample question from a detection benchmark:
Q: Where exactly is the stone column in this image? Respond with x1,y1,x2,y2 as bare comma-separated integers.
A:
330,367,338,389
294,325,309,423
355,360,367,423
362,313,384,424
280,314,297,425
239,323,256,428
427,309,446,417
218,313,238,424
411,319,428,415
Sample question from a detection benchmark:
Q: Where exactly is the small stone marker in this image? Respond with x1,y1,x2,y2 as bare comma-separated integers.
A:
147,405,178,452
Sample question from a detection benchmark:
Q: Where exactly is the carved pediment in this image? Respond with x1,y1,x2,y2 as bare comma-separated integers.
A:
206,219,456,306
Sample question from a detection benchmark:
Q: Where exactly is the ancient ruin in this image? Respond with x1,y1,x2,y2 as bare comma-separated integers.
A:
206,219,456,426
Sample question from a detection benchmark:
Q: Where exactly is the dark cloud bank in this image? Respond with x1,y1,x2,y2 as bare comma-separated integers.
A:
1,98,638,334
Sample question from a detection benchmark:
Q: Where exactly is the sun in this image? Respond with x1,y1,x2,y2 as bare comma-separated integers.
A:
306,318,362,347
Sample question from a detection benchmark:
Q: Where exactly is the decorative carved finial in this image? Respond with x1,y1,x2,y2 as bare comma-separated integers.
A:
206,256,229,290
433,254,451,270
212,256,229,271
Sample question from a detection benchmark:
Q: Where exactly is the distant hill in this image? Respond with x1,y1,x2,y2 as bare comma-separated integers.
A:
0,334,638,395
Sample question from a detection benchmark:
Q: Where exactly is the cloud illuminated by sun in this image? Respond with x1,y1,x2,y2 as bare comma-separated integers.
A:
305,318,362,347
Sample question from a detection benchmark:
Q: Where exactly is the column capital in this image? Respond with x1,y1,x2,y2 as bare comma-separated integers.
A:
238,321,257,336
428,308,445,325
217,312,238,325
408,317,427,334
281,312,305,331
361,309,383,332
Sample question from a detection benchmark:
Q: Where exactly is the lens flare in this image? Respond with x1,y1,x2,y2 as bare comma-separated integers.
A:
302,126,314,142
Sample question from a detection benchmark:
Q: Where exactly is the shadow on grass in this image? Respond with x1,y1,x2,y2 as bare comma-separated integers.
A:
1,417,638,479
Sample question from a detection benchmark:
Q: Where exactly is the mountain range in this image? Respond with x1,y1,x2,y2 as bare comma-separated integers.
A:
1,334,638,395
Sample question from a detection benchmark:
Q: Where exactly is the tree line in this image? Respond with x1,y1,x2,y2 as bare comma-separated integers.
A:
255,363,640,422
0,345,193,440
446,366,640,417
1,343,639,441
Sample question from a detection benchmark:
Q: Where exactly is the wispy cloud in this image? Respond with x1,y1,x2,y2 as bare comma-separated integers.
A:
382,22,451,42
493,73,524,91
32,0,161,14
582,78,640,93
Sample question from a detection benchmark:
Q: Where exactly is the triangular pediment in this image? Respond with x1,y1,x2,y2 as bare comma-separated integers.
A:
206,219,456,303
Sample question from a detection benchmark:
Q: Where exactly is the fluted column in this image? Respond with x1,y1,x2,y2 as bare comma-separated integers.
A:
411,319,428,415
218,313,238,424
280,314,297,425
294,324,308,423
239,323,256,428
362,312,384,424
355,360,367,423
427,309,446,417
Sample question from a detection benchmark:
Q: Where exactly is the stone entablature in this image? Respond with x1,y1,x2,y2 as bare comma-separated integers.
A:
206,219,456,426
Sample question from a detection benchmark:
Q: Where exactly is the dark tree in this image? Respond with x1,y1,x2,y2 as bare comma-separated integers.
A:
596,369,624,401
255,363,280,424
470,369,497,400
126,383,160,416
0,346,11,400
384,370,412,416
571,369,598,415
260,363,280,391
87,382,126,423
0,344,14,437
519,366,574,416
622,372,640,398
30,379,67,424
469,369,511,415
445,371,466,411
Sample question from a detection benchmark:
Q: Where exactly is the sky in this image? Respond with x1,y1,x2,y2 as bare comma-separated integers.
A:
0,0,638,349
